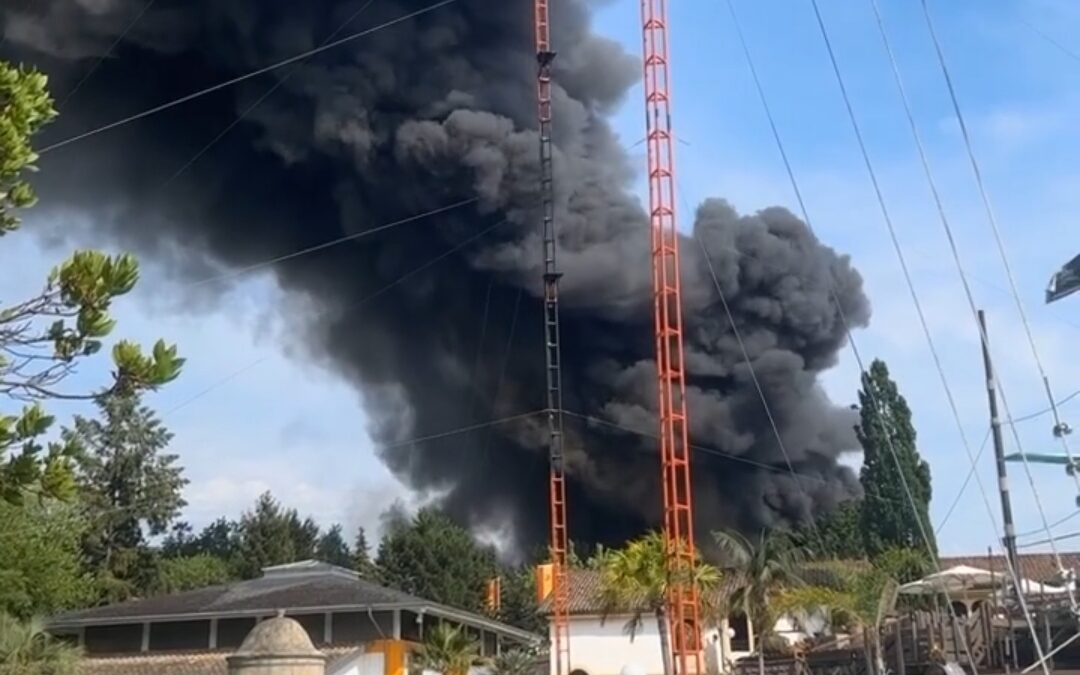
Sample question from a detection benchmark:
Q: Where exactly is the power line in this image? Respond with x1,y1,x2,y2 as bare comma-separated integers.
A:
158,218,509,417
185,197,478,289
865,0,1060,660
1013,389,1080,424
723,2,975,634
157,0,378,191
56,0,159,111
1019,18,1080,64
37,0,458,154
1016,510,1080,540
935,428,992,535
1018,530,1080,550
377,410,543,450
918,0,1080,612
563,409,921,513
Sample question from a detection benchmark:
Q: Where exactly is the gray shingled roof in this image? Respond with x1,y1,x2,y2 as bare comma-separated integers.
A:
50,561,537,641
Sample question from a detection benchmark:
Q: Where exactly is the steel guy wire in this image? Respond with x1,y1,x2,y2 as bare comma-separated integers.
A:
865,0,1057,657
37,0,458,154
918,0,1080,512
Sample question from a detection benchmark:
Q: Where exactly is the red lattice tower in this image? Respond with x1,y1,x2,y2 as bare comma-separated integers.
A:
640,1,702,674
535,2,571,675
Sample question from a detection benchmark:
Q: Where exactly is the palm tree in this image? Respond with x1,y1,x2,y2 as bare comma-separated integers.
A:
411,623,482,675
779,565,898,675
712,529,808,675
0,613,80,675
597,531,721,675
491,647,540,675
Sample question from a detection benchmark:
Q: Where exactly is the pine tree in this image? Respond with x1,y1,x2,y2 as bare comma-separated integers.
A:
236,493,298,578
856,359,935,557
376,508,498,612
315,524,352,567
353,526,379,579
71,393,187,598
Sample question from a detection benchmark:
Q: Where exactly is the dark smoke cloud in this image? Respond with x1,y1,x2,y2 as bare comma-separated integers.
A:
2,0,869,552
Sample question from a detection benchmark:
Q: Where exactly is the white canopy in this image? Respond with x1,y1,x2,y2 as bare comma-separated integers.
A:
899,564,1068,597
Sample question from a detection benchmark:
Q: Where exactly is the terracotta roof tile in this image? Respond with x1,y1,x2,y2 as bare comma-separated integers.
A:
541,569,738,616
940,552,1080,584
77,646,361,675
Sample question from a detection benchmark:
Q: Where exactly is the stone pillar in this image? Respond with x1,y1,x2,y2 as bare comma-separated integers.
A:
228,612,328,675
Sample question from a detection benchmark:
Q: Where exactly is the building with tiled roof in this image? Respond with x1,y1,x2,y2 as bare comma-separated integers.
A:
49,560,538,675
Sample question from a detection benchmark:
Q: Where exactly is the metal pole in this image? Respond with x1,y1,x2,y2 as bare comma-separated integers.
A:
979,309,1020,576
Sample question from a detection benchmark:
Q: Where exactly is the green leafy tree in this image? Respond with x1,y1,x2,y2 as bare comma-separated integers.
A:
492,646,541,675
235,493,322,577
873,546,931,585
856,360,935,557
0,499,92,619
288,511,319,561
411,623,482,675
69,393,186,599
597,531,720,675
0,61,55,234
376,508,498,612
498,565,542,634
0,61,182,504
713,529,808,675
810,500,865,560
353,526,379,579
0,613,80,675
316,524,352,567
237,493,299,577
780,565,899,675
156,554,232,594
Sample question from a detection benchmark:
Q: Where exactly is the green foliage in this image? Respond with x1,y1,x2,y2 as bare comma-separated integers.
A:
353,526,379,579
873,546,931,585
0,404,79,504
492,647,541,675
856,360,935,557
0,61,183,503
376,508,498,613
411,623,482,675
156,554,232,594
0,613,80,675
597,532,720,639
712,528,808,649
315,524,353,568
0,499,92,619
811,500,865,560
71,393,186,600
498,565,543,634
0,61,56,235
235,492,322,578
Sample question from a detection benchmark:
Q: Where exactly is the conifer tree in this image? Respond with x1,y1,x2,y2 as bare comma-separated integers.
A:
315,524,352,567
856,360,935,556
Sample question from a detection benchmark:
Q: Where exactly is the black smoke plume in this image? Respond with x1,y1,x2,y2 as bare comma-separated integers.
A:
2,0,870,552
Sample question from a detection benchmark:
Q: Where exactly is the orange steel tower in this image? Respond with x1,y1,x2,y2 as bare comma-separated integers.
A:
534,2,571,675
639,1,702,674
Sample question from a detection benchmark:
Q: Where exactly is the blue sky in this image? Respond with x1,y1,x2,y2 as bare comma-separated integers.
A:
6,0,1080,556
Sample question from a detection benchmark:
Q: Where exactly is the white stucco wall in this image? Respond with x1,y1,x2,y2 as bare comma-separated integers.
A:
553,615,726,675
550,610,828,675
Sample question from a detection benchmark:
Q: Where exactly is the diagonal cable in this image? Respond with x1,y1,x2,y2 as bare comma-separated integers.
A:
37,0,458,154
